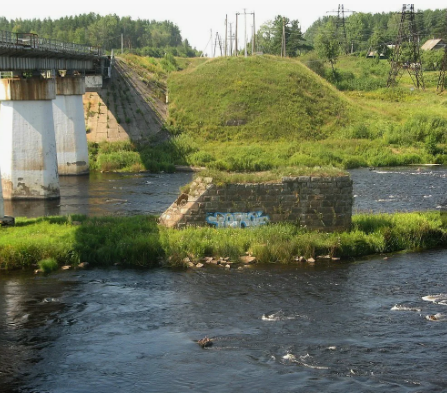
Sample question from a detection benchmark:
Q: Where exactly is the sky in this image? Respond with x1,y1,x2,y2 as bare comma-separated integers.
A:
1,1,447,53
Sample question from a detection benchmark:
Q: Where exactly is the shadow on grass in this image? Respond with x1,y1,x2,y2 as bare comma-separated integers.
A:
73,215,163,268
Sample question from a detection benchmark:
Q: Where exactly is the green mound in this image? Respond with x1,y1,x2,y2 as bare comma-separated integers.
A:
168,55,361,141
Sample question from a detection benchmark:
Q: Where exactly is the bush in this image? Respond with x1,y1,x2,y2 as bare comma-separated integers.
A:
38,258,59,273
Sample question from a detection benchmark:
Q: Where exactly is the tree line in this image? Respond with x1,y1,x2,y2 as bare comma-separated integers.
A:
253,9,447,58
0,14,201,57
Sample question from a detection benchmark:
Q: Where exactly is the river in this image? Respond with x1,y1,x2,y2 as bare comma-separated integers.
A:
1,166,447,392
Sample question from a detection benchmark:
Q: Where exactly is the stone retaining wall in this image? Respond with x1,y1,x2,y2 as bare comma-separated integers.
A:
159,175,353,232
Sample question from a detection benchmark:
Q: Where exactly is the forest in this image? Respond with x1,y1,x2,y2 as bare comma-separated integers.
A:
0,13,200,57
304,8,447,53
254,8,447,58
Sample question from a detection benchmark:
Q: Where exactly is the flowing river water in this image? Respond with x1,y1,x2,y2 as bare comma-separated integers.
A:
1,166,447,392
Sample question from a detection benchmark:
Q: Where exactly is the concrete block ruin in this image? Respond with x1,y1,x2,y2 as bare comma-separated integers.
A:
159,176,353,232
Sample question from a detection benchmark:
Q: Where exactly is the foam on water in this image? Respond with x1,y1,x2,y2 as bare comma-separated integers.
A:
261,310,300,321
422,294,447,305
425,313,447,321
391,304,421,312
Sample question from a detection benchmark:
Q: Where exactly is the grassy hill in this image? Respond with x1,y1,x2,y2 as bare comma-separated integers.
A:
90,54,447,172
168,55,362,141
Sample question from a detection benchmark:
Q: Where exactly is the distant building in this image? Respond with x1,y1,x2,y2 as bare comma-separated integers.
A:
421,39,446,51
366,45,394,59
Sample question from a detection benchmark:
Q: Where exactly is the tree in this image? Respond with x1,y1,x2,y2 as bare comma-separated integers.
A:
315,19,340,73
256,20,275,54
255,15,305,56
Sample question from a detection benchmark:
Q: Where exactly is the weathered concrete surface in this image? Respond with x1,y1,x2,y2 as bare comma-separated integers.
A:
56,76,85,96
85,75,103,90
0,100,60,199
0,78,56,101
53,77,89,175
0,166,4,217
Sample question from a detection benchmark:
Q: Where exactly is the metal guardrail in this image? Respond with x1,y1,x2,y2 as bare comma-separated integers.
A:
0,30,104,57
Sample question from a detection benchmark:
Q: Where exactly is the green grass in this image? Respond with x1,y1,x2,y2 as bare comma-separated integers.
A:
192,167,347,186
88,54,447,173
37,258,59,273
168,55,360,141
1,212,446,271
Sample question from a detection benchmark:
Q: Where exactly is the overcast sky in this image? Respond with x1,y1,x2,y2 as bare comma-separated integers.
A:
2,1,446,52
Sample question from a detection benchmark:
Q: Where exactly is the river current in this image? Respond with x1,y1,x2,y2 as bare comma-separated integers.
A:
1,166,447,392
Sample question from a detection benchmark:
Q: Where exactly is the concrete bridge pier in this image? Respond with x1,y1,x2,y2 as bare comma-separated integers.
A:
53,76,89,175
0,77,60,199
0,166,4,217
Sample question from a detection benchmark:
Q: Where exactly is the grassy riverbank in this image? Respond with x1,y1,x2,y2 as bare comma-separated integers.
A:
0,212,445,271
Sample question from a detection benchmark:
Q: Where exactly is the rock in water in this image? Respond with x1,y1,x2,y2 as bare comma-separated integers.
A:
197,337,213,348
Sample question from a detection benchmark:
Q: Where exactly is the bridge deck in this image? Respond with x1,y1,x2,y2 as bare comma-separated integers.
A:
0,31,108,72
0,31,104,59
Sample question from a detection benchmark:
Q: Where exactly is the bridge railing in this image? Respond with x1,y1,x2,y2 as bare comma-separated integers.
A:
0,30,104,57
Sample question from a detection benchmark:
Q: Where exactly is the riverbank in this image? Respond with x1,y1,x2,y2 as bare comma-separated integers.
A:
0,212,445,271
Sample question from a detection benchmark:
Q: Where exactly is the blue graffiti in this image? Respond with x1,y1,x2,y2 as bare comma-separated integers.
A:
206,211,270,228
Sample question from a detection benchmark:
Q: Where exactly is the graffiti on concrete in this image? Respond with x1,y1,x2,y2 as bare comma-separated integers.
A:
206,211,270,228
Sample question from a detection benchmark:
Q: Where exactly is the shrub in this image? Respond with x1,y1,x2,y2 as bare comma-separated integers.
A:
38,258,59,273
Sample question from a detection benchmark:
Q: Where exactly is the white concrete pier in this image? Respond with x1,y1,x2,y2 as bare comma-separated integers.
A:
0,166,4,218
0,77,60,199
53,76,89,175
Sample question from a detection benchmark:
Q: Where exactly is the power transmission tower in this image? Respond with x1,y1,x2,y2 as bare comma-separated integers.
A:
327,4,355,54
387,4,424,89
437,11,447,92
213,33,223,57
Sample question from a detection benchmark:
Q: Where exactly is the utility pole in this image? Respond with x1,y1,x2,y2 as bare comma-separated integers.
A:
244,8,247,57
225,15,228,56
252,12,256,55
387,4,424,89
121,33,123,55
235,13,239,56
229,23,233,56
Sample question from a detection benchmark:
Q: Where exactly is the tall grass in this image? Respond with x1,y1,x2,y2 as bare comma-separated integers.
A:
1,212,446,271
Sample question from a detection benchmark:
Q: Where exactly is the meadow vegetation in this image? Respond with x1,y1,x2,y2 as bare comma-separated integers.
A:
90,54,447,173
1,212,446,271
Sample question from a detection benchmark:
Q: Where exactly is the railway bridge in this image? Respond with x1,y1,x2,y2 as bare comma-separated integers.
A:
0,31,111,223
